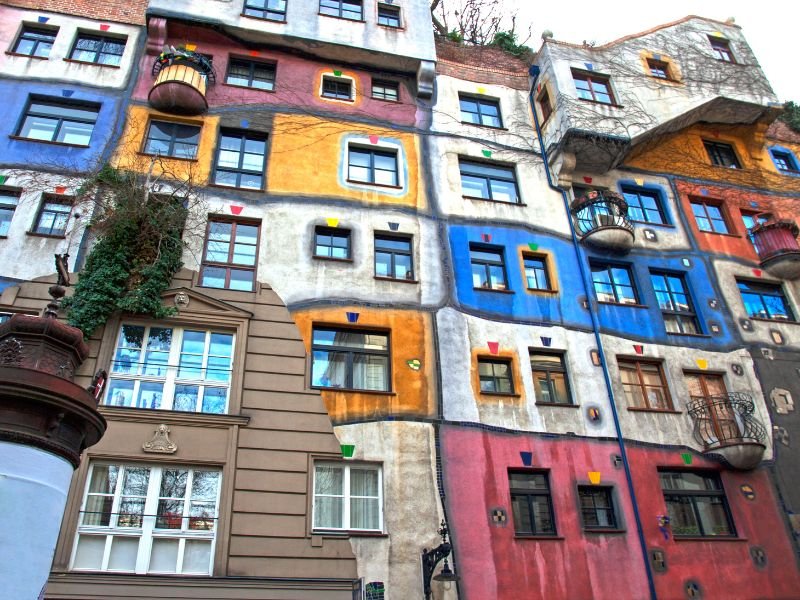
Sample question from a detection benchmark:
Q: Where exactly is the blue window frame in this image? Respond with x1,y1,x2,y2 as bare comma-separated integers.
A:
591,262,638,305
737,279,795,321
769,148,800,175
621,186,666,224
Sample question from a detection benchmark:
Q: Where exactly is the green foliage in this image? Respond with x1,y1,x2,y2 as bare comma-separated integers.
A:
490,30,531,58
64,165,187,338
446,29,463,43
779,101,800,133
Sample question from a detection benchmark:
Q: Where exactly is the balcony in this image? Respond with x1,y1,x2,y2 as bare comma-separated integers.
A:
149,49,215,115
687,392,767,470
571,190,634,252
751,220,800,280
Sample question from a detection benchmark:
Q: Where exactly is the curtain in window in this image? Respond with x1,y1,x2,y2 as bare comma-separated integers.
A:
350,468,379,530
314,466,344,528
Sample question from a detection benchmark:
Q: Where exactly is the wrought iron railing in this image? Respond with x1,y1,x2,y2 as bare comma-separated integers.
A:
687,392,767,449
570,190,634,237
152,48,216,84
750,220,800,262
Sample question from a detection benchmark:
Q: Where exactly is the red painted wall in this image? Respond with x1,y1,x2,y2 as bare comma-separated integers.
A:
134,23,419,127
441,426,800,600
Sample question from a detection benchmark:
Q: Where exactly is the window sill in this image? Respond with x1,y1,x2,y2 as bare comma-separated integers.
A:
630,221,675,229
514,534,564,540
240,12,287,23
9,135,89,148
197,284,256,294
480,391,521,398
321,95,355,103
627,407,682,415
371,96,401,104
314,530,387,537
597,301,648,308
346,179,402,190
749,317,798,325
313,255,354,263
63,58,121,69
673,535,746,542
99,405,250,426
535,402,579,408
318,13,366,23
207,182,266,193
526,287,558,295
137,151,198,163
647,75,682,84
460,121,509,132
696,230,741,239
707,164,746,173
577,97,624,109
221,82,276,94
584,528,626,534
377,24,404,32
462,195,525,206
5,51,48,60
473,287,514,294
666,331,712,339
374,276,418,284
312,386,395,396
27,231,66,240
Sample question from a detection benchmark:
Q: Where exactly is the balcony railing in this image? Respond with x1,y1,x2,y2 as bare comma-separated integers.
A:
149,48,216,115
750,220,800,280
687,392,767,470
570,190,634,251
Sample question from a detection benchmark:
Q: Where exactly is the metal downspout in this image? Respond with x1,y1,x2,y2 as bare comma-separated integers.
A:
527,64,658,600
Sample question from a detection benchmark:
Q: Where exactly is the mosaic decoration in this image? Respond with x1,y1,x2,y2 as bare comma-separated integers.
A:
685,580,702,599
540,336,552,347
520,451,533,466
770,330,785,345
340,444,355,458
100,24,110,31
240,119,249,128
774,426,789,446
633,344,644,355
249,50,260,57
333,70,342,77
326,217,339,227
583,176,592,184
700,188,708,196
55,186,67,194
584,62,593,71
587,406,601,422
490,507,508,526
682,258,692,267
709,324,721,334
651,54,661,61
184,44,197,51
650,549,667,573
482,149,492,158
528,242,539,251
406,359,421,371
0,175,7,185
388,222,399,231
707,298,718,309
61,89,74,97
731,364,744,376
749,546,767,568
740,484,756,501
369,135,379,144
761,348,773,360
643,229,657,241
229,205,243,215
752,268,762,277
750,201,759,208
634,178,644,186
346,311,359,323
695,358,708,370
740,318,753,331
477,86,487,94
681,452,692,465
611,454,622,468
365,582,385,600
38,16,49,23
590,350,601,366
481,233,491,242
487,341,499,355
657,515,671,540
588,471,601,485
770,388,794,414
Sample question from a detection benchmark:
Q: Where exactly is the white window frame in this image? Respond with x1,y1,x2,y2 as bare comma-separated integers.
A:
312,462,384,532
71,463,222,575
104,323,235,414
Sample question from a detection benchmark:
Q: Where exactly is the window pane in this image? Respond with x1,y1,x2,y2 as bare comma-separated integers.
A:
173,385,199,411
148,538,179,573
108,536,139,571
201,266,227,288
182,540,212,573
74,535,106,570
351,497,380,529
201,387,227,414
352,354,388,391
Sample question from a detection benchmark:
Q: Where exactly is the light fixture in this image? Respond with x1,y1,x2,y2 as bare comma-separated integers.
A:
421,520,459,600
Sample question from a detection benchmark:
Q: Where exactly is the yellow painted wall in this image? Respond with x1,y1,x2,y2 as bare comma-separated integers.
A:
291,307,435,422
625,123,800,194
112,105,217,184
268,114,426,209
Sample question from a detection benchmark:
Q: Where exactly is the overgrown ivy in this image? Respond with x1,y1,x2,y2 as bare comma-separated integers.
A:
779,101,800,133
63,165,187,338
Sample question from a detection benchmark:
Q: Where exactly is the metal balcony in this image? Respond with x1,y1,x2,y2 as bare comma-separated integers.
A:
687,392,767,470
149,48,216,115
571,190,634,252
751,220,800,280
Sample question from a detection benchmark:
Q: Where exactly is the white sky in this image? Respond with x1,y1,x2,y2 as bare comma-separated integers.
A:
506,1,797,102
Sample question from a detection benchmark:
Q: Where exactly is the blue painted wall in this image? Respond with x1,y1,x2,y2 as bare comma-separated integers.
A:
0,80,124,172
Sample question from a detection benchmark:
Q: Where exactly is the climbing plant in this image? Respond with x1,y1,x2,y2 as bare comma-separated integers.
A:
779,101,800,133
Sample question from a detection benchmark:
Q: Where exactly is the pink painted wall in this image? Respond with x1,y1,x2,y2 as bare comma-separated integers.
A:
133,22,419,127
441,426,800,600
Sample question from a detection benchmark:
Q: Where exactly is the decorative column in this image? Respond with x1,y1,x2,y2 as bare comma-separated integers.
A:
0,275,106,599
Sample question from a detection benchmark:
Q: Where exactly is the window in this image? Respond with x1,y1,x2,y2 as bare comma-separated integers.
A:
143,121,200,159
459,160,519,203
509,471,556,536
708,37,735,63
374,234,413,280
348,146,398,186
377,4,400,27
523,254,551,290
73,463,221,574
321,76,353,100
590,263,638,304
243,0,286,21
459,95,502,128
770,149,799,174
578,486,618,530
685,372,741,443
311,327,390,391
314,226,351,259
572,71,614,104
104,325,234,414
371,79,399,102
737,279,795,321
313,463,382,531
659,471,735,537
530,352,571,405
16,98,99,146
618,359,672,410
69,34,126,66
320,0,362,20
704,140,741,169
470,245,508,290
741,212,769,244
478,358,514,394
646,58,671,79
12,26,56,57
537,89,552,122
213,131,267,190
225,58,276,90
201,219,259,291
650,271,700,334
0,190,20,236
33,195,71,236
690,200,729,234
621,187,666,224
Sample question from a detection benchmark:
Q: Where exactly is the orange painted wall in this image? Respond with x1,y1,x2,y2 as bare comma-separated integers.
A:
291,308,435,422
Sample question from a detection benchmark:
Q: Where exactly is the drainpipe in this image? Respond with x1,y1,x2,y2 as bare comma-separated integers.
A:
527,65,657,600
